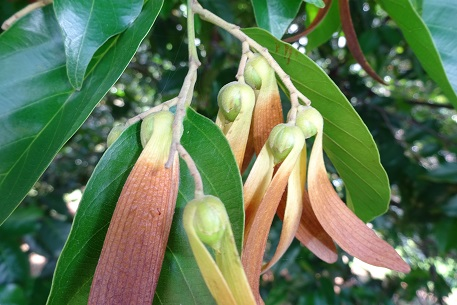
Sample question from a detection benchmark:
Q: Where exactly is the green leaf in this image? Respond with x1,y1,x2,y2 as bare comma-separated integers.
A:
155,108,244,304
244,27,390,222
378,0,457,109
0,284,27,305
306,0,341,51
0,239,29,286
54,0,143,89
48,108,244,305
422,0,457,100
251,0,303,38
0,0,162,226
305,0,325,9
46,123,143,305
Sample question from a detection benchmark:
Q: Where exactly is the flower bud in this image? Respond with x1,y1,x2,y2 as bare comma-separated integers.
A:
296,106,322,139
244,54,272,90
217,82,254,122
267,124,296,164
140,111,174,148
107,124,126,147
191,195,227,248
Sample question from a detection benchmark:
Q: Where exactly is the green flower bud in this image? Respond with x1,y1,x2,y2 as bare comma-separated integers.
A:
217,82,254,122
296,106,322,139
107,124,126,147
267,124,296,164
244,54,272,90
140,111,174,148
191,195,227,248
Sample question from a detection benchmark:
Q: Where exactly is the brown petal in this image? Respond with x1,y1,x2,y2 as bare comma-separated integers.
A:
308,118,409,273
277,189,338,264
262,148,305,272
252,74,284,155
243,145,275,242
242,127,305,303
89,119,179,304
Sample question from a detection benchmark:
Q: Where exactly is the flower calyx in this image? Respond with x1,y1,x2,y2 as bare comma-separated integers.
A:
140,110,174,148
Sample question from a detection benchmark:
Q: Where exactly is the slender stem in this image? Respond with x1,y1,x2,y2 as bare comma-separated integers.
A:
191,0,311,119
236,42,252,84
165,0,201,168
1,0,53,30
125,98,178,126
177,144,204,198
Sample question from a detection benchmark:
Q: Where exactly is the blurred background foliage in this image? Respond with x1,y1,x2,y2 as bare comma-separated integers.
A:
1,0,456,304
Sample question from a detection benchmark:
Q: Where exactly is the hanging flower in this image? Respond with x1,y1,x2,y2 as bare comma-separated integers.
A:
89,111,179,305
241,106,410,303
296,106,410,273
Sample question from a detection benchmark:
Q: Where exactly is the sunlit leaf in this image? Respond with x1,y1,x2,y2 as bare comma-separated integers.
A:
378,0,457,109
251,0,302,38
54,0,143,89
422,0,457,101
0,0,162,225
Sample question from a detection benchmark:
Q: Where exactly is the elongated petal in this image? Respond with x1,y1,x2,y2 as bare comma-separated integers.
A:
183,200,237,305
242,127,305,302
262,147,305,272
214,205,256,305
243,145,275,241
89,112,179,304
224,97,255,169
307,112,410,273
277,190,338,263
252,73,283,154
275,147,337,263
241,127,255,173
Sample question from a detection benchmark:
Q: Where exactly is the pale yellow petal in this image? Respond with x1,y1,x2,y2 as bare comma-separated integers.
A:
242,127,305,303
261,147,305,272
243,145,275,241
183,201,237,305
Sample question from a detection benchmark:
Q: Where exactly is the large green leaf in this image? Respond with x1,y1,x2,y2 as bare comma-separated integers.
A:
378,0,457,109
244,28,390,222
251,0,303,38
47,108,244,305
54,0,143,89
422,0,457,99
0,0,162,226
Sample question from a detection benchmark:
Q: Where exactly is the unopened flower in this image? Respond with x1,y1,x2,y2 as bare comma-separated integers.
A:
89,111,179,305
216,81,255,169
242,123,305,302
184,195,256,305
